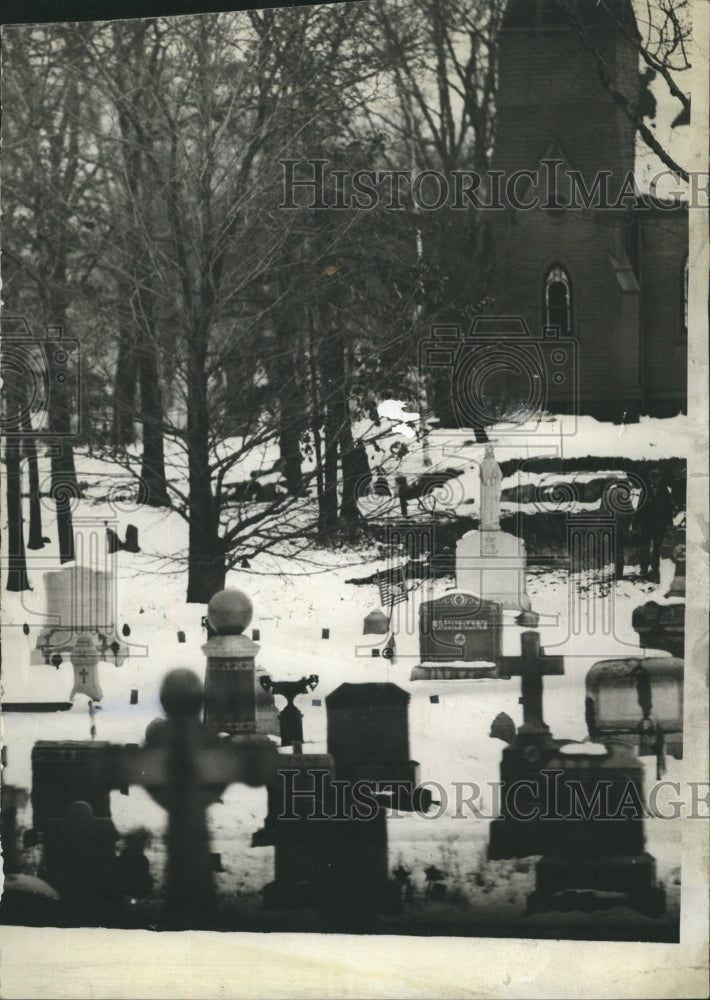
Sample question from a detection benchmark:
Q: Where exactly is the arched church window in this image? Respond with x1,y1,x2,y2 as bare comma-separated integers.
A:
544,265,572,335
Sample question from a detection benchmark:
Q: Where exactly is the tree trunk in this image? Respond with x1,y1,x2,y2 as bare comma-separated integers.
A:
307,307,324,502
5,430,31,592
137,315,170,507
317,316,340,538
51,447,77,564
319,401,340,538
335,347,361,528
185,324,225,604
20,409,46,550
279,405,303,496
44,333,77,563
112,319,138,446
274,307,304,496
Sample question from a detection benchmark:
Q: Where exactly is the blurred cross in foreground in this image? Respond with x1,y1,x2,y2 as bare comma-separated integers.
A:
96,668,278,929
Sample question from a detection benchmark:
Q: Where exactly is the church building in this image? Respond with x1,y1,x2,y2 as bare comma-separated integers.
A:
486,0,688,421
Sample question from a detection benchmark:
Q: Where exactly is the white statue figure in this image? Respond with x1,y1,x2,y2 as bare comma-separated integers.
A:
479,446,502,530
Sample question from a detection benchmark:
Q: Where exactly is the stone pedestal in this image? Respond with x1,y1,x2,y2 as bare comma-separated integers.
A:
256,753,336,910
202,589,278,736
202,632,259,734
456,529,532,612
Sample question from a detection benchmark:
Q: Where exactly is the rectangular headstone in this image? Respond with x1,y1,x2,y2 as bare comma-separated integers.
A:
31,741,113,833
419,592,502,663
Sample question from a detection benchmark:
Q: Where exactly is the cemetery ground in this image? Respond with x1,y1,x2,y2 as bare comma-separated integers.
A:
0,414,689,938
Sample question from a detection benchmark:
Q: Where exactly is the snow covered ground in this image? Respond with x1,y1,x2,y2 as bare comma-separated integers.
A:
0,414,689,935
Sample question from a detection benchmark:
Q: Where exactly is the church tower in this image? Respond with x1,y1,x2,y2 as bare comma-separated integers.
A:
487,0,654,421
495,0,640,188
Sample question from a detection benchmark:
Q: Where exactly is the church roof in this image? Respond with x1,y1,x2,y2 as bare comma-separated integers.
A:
502,0,638,34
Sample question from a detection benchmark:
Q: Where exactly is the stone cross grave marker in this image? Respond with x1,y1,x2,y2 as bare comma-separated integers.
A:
506,630,564,737
96,668,278,929
488,631,564,860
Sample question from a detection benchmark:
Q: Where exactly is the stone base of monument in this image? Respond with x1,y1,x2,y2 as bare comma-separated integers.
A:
410,660,499,681
527,854,666,918
456,529,533,612
32,631,129,667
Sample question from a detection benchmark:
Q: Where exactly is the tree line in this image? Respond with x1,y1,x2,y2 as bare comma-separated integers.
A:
1,1,690,601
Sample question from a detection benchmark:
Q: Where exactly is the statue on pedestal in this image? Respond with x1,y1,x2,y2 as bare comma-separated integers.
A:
480,446,502,530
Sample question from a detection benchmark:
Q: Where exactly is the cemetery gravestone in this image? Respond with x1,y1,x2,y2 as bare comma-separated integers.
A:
585,656,684,759
30,741,113,836
632,600,685,659
41,800,120,923
202,589,279,736
526,742,666,918
97,668,279,929
326,683,426,812
363,609,390,635
255,753,337,910
488,632,564,859
456,448,533,613
485,633,665,916
33,565,128,666
410,592,502,680
69,633,103,702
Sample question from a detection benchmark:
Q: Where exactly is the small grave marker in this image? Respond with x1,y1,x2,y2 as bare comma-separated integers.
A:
321,628,330,640
430,694,439,704
177,630,186,643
